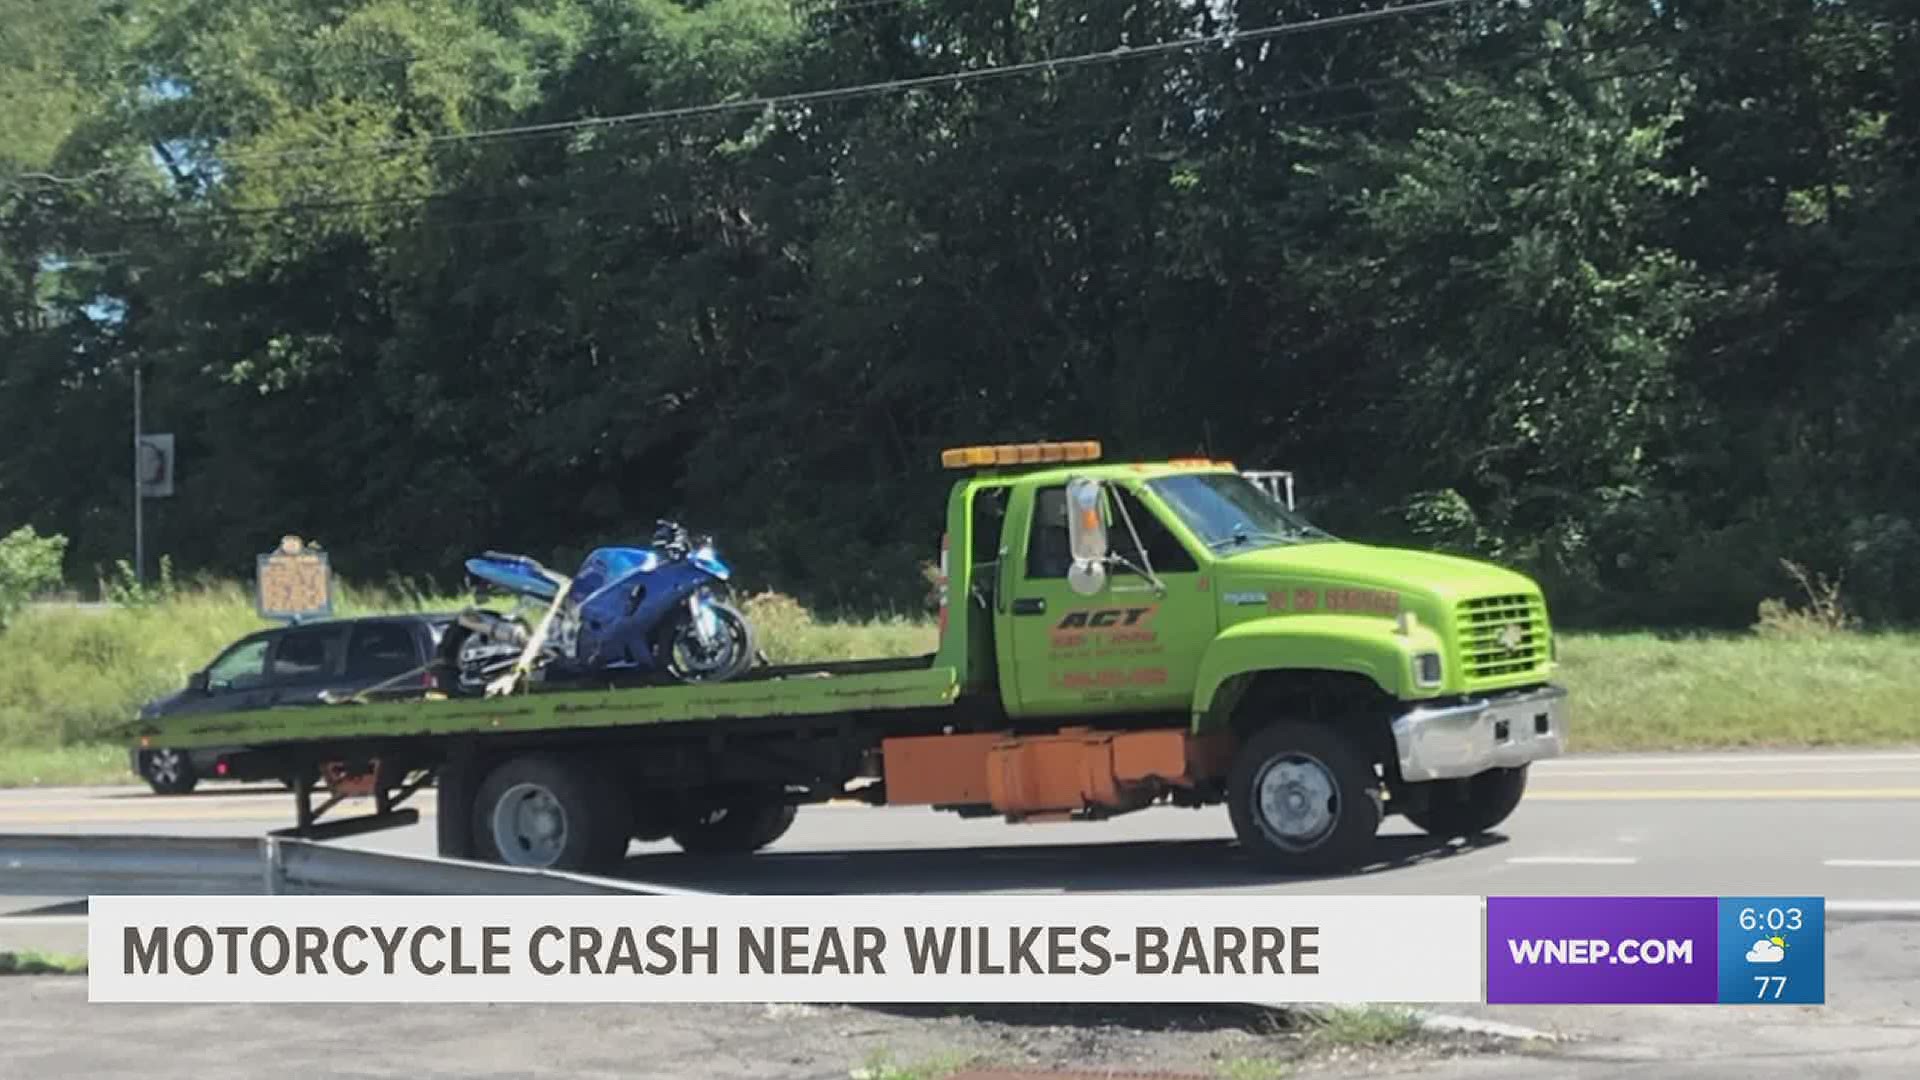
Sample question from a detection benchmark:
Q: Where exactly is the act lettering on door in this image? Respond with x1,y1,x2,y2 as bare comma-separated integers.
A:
1054,607,1155,630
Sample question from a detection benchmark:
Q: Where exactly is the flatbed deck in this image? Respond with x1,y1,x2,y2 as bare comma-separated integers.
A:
130,656,960,751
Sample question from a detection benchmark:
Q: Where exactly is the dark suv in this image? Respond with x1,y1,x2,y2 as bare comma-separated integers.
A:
131,614,454,794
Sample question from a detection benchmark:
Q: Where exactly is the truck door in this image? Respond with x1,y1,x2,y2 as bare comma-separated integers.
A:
1003,481,1212,717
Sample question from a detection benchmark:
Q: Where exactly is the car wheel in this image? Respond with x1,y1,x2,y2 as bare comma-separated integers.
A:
140,749,199,795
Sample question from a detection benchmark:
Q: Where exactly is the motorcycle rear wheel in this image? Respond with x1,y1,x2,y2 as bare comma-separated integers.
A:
438,614,535,697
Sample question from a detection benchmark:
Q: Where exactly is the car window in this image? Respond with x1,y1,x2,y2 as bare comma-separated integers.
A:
270,627,344,683
205,638,270,692
346,622,419,680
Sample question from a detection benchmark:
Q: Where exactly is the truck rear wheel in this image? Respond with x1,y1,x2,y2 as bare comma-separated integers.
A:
1402,766,1528,838
669,796,796,855
470,754,628,873
1228,722,1382,872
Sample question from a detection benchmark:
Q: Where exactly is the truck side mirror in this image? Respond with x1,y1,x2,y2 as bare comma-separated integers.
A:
187,671,210,694
1065,477,1110,596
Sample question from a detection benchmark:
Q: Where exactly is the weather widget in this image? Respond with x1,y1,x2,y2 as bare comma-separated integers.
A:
1717,896,1825,1005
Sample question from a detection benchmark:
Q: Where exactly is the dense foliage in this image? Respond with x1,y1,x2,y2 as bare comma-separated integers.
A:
2,0,1916,626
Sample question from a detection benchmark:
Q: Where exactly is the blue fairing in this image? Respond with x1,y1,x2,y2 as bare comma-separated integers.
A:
572,551,718,670
691,551,731,580
465,555,561,601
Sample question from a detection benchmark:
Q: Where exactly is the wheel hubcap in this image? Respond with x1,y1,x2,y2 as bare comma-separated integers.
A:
149,750,181,784
490,782,569,867
1253,753,1340,851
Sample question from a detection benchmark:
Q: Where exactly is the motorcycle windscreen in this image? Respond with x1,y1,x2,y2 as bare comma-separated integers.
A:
689,548,731,580
465,556,562,601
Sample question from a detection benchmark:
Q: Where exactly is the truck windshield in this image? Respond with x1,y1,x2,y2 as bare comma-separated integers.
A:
1146,473,1335,553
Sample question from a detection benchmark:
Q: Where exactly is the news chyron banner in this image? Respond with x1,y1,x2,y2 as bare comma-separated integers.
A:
87,895,1825,1005
91,896,1479,1003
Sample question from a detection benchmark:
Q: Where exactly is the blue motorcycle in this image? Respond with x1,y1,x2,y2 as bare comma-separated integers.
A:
439,520,758,695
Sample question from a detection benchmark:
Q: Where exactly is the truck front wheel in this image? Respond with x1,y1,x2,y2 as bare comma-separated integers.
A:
669,796,797,855
1402,766,1528,839
1228,722,1382,872
470,754,629,873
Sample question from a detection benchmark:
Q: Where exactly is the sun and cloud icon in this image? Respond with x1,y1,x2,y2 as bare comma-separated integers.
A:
1745,936,1788,964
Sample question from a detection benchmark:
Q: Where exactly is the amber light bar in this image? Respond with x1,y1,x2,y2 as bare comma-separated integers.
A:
939,441,1103,469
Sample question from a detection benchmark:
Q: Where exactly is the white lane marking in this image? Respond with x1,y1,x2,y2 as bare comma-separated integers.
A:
1504,856,1639,866
0,914,88,925
1828,900,1920,922
1537,765,1920,778
1535,751,1920,768
1824,859,1920,869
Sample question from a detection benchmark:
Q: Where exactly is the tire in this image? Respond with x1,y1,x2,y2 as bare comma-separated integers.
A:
279,764,320,791
656,599,757,683
469,754,629,872
1227,722,1383,872
438,615,535,698
435,625,484,698
140,749,198,795
1402,766,1529,838
669,796,796,855
630,794,675,842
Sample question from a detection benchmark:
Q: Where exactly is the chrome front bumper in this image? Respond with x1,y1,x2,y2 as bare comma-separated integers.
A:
1391,684,1568,783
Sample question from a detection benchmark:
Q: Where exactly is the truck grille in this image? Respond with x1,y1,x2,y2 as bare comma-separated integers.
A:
1456,594,1549,681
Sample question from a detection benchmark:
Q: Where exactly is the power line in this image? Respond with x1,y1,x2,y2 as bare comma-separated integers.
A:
45,9,1830,240
48,31,1790,258
18,0,1477,186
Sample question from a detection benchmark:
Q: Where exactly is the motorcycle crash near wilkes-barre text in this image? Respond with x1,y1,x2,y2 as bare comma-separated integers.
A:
438,520,759,697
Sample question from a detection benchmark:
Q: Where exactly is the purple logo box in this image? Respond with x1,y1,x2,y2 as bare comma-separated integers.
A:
1486,897,1719,1004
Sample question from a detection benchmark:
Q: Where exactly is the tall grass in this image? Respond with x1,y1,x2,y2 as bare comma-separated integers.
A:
740,591,937,663
1558,631,1920,749
1,584,1915,786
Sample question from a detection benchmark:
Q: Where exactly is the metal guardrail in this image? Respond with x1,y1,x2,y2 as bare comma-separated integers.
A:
0,834,709,897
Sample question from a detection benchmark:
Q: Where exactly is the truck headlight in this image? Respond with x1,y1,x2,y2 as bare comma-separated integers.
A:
1414,651,1443,688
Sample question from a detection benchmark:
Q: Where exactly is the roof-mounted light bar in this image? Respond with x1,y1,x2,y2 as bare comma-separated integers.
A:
940,440,1103,470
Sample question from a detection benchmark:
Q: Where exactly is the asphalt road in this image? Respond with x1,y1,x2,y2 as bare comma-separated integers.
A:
3,748,1919,1078
5,749,1919,902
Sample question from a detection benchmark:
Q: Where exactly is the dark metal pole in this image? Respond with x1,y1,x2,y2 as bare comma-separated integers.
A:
132,364,144,585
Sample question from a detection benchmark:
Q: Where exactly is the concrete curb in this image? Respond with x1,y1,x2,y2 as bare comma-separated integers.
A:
1413,1011,1565,1042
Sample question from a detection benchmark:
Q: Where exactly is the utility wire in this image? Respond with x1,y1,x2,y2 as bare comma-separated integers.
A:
15,0,1476,187
45,31,1789,259
37,9,1831,241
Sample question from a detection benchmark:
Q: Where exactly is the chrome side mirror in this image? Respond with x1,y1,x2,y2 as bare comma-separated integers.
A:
1065,477,1110,596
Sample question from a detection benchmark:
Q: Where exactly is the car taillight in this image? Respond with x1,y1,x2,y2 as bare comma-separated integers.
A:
215,759,229,776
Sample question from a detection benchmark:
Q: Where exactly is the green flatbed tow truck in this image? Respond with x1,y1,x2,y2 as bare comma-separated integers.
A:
127,441,1567,874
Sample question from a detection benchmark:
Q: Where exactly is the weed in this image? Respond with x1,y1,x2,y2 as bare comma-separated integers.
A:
0,951,88,975
1306,1006,1421,1049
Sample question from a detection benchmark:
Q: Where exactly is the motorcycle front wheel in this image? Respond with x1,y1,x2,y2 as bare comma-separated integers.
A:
658,600,756,683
